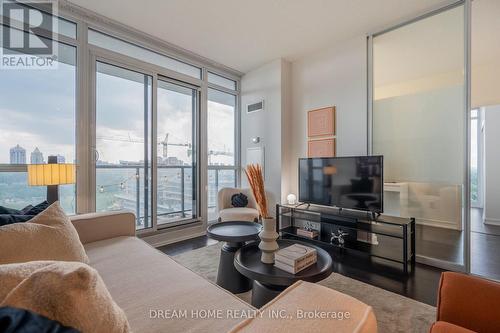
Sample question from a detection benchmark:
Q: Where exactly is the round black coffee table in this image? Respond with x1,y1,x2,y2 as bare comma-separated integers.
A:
207,221,262,293
234,239,332,307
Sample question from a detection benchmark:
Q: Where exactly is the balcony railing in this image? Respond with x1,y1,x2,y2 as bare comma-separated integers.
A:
96,164,237,229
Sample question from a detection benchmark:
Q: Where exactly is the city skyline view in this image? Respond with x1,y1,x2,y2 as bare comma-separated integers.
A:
0,69,236,166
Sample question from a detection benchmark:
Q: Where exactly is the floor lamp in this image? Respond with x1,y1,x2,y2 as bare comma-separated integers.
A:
27,156,76,204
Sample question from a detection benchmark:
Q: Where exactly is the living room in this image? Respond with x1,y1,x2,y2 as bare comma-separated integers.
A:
1,0,500,332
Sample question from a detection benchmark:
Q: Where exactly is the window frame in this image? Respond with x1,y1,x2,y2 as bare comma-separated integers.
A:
0,2,241,237
206,86,239,222
471,108,483,208
0,22,79,213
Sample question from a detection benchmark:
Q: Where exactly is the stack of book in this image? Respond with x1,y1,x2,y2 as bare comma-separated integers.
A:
274,244,317,274
296,228,319,239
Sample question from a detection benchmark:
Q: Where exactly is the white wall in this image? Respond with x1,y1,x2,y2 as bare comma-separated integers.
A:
484,105,500,225
240,59,291,211
288,36,368,195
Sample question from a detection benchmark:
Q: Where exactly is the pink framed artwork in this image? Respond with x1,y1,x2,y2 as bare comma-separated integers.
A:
308,139,336,158
307,106,336,138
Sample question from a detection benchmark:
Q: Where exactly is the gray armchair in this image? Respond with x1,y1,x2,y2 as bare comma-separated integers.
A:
217,188,260,222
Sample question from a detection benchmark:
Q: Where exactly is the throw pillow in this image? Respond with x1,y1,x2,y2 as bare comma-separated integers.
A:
0,261,130,333
0,201,89,265
231,193,249,208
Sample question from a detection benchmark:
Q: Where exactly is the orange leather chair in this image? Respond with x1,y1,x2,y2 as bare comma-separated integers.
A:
430,272,500,333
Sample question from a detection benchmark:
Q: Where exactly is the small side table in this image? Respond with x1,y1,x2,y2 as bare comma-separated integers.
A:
234,239,332,308
207,221,262,293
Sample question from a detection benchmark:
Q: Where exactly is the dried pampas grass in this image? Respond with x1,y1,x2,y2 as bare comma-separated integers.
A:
244,164,269,219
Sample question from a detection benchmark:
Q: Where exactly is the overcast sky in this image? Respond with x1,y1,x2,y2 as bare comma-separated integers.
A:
0,60,235,166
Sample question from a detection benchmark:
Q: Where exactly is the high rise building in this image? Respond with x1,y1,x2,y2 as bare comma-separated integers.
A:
30,147,44,164
9,144,26,164
56,155,66,163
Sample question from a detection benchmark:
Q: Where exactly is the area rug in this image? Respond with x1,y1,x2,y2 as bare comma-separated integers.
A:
172,242,436,333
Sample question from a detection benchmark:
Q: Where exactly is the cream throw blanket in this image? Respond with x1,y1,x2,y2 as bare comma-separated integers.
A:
0,261,130,333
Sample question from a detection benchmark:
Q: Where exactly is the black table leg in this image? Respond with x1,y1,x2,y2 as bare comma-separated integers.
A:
217,242,252,293
251,280,287,308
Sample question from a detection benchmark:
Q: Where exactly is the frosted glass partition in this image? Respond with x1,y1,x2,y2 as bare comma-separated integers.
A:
372,5,465,265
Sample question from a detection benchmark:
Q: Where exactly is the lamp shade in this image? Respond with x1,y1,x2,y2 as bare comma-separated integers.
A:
27,164,76,186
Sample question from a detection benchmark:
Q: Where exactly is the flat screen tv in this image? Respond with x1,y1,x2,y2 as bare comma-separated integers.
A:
298,156,383,213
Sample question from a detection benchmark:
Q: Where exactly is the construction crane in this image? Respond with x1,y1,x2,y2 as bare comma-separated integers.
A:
208,149,232,165
96,133,191,159
160,134,191,159
97,133,233,163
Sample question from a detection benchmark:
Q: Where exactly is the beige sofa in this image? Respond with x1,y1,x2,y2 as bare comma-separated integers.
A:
71,211,377,333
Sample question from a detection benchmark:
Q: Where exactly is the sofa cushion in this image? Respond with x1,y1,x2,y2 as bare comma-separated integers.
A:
430,321,477,333
0,261,130,333
219,207,259,222
0,202,89,265
84,236,254,333
228,280,377,333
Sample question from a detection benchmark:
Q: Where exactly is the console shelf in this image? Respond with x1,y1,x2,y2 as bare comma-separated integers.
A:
276,204,416,274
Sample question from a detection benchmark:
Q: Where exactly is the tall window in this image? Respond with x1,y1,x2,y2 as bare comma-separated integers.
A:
95,62,152,229
0,29,77,213
157,80,198,225
207,88,237,221
471,108,482,207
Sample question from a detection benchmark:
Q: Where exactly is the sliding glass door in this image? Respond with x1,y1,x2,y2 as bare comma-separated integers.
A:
370,3,467,269
95,61,152,229
94,57,202,230
92,49,239,232
157,79,198,225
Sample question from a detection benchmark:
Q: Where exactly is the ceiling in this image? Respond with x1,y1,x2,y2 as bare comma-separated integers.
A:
68,0,448,73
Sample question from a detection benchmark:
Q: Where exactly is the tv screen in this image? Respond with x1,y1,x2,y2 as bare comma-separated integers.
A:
299,156,383,213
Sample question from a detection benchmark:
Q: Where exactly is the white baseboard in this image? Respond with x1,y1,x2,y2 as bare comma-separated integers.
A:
416,218,462,231
484,217,500,226
416,254,466,271
149,231,207,248
141,226,207,248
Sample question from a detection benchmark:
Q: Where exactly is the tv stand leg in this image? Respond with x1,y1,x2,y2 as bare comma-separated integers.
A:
403,224,408,275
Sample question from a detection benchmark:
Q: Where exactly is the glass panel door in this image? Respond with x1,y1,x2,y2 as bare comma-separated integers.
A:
207,88,237,222
471,0,500,280
95,61,152,230
157,79,198,225
372,4,466,268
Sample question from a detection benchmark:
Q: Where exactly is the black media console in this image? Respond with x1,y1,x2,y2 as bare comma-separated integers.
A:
276,204,415,274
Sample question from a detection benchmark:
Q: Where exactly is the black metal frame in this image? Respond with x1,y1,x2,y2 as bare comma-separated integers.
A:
276,203,415,274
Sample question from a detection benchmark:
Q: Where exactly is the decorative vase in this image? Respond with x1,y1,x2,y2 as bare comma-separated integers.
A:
259,217,279,264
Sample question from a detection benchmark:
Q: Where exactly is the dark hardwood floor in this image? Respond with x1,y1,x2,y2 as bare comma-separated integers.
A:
158,235,218,256
159,208,500,306
159,235,444,306
413,208,500,281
